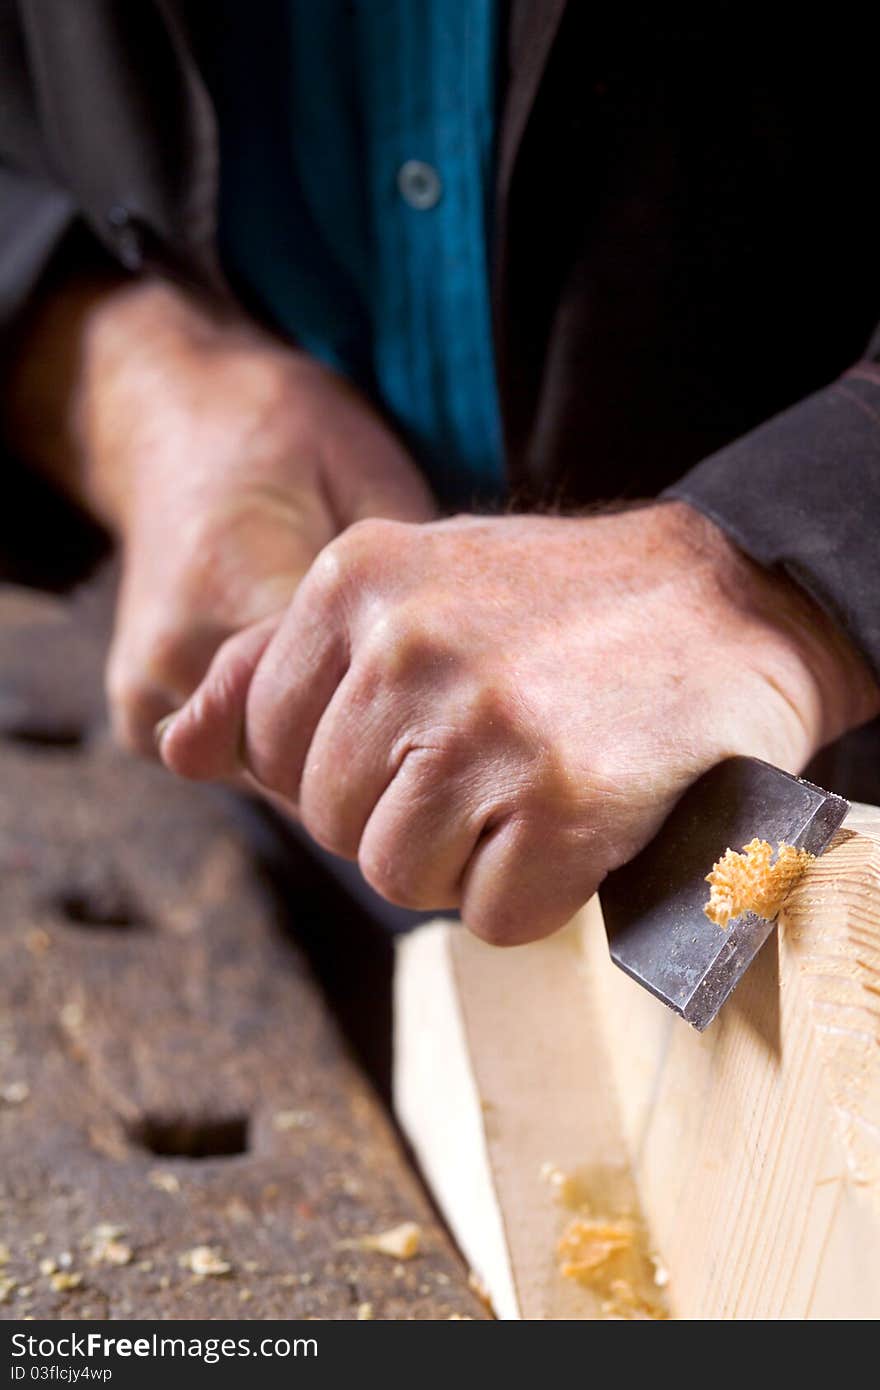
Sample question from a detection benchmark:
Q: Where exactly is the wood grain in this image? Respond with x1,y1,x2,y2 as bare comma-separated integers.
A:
395,810,880,1319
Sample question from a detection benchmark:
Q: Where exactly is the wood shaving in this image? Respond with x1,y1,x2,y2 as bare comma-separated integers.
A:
1,1081,30,1105
704,838,814,927
557,1218,635,1280
546,1167,669,1319
50,1271,82,1292
0,1243,9,1266
0,1277,16,1303
350,1222,422,1259
356,1302,374,1319
600,1278,667,1320
179,1245,232,1277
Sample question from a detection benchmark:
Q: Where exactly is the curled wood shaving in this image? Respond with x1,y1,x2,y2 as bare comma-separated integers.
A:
704,838,814,927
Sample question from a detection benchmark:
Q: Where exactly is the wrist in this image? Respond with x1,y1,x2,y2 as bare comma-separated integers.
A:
665,500,880,756
75,281,301,534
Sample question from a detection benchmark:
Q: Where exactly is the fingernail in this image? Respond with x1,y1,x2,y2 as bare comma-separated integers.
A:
153,712,178,751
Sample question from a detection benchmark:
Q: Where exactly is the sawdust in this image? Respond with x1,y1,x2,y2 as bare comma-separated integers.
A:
704,838,814,927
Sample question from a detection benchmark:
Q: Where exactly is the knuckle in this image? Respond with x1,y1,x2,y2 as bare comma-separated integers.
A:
463,896,520,948
453,674,528,750
245,742,299,803
299,797,356,861
364,603,456,686
314,517,408,594
358,836,423,909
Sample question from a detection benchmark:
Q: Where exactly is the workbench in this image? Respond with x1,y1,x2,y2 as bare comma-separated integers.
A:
0,575,486,1321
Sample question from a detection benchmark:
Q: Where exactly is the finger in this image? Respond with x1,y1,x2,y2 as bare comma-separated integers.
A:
459,816,605,947
241,566,350,801
295,666,400,857
355,746,496,909
158,616,279,780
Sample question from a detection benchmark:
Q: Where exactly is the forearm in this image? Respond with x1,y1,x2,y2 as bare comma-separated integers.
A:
2,275,242,531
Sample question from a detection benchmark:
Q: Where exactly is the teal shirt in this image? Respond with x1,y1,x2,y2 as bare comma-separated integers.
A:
211,0,504,505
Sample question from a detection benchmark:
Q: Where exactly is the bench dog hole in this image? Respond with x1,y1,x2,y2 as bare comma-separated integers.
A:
130,1113,250,1159
4,722,86,749
57,887,143,929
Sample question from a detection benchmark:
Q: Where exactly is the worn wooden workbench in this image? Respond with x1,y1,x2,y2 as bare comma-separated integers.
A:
0,575,486,1321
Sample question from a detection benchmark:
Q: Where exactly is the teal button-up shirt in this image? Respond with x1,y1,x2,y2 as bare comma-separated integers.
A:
212,0,504,505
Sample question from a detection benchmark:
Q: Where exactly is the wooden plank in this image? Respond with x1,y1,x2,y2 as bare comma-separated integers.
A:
394,810,880,1319
0,578,487,1321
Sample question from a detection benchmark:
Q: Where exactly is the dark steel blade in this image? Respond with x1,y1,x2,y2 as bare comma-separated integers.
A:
600,757,849,1031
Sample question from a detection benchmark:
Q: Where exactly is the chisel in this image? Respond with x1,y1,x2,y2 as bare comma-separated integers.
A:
600,756,849,1031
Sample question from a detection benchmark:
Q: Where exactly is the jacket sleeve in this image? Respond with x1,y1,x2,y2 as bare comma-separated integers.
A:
0,164,79,331
664,356,880,682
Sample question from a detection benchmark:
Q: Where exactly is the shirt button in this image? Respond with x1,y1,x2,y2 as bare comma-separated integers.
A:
397,160,442,211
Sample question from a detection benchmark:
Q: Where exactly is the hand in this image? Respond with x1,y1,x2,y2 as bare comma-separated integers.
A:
74,281,435,754
158,502,879,944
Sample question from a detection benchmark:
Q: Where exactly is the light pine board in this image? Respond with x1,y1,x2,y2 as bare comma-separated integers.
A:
394,806,880,1319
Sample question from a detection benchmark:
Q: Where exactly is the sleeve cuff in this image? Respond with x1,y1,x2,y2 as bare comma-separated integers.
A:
664,368,880,680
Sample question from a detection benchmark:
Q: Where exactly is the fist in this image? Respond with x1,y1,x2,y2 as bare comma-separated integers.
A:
75,281,434,755
159,503,877,944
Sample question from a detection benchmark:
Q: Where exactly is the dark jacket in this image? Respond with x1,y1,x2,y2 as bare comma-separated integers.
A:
2,1,880,692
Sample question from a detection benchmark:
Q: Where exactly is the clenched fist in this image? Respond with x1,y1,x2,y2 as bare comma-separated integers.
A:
159,502,878,944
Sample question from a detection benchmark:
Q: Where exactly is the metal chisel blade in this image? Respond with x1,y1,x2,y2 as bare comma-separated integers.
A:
600,757,849,1031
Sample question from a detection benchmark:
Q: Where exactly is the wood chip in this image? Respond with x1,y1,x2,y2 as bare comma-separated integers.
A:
86,1224,132,1265
351,1222,422,1260
356,1301,374,1319
557,1217,634,1280
50,1271,82,1292
179,1245,232,1277
148,1169,180,1194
